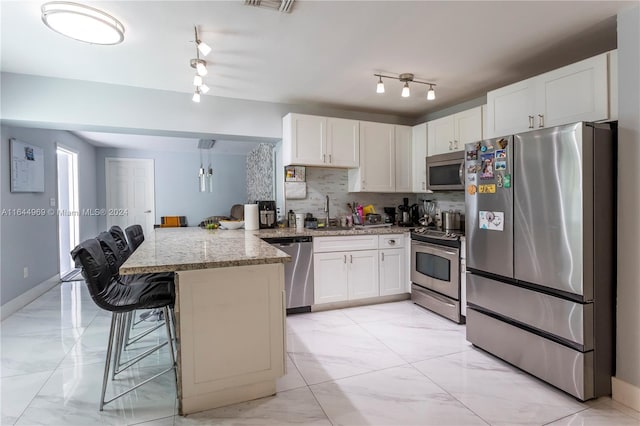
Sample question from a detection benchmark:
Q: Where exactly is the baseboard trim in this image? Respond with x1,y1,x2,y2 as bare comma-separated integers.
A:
1,274,60,320
612,376,640,412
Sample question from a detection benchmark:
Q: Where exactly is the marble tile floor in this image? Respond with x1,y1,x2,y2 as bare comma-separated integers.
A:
2,282,638,426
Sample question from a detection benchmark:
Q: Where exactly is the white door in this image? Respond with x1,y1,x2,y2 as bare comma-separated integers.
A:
291,114,326,166
347,250,379,300
57,146,79,276
106,158,155,237
427,115,455,156
486,78,536,138
454,106,483,148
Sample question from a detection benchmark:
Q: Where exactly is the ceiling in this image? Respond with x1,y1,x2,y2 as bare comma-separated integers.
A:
0,0,634,149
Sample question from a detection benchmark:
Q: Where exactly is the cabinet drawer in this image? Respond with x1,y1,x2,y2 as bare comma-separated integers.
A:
313,235,378,253
378,233,405,249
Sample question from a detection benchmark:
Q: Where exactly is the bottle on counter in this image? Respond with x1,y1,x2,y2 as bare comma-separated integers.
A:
288,210,296,228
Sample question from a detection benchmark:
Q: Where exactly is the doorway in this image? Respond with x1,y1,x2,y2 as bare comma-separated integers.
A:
57,146,80,277
105,158,155,237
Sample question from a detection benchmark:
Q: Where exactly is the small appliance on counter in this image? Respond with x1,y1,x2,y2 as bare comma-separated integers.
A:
257,200,276,229
398,198,413,227
383,207,396,224
304,213,318,229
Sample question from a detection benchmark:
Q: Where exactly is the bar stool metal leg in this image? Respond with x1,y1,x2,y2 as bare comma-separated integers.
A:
100,312,119,411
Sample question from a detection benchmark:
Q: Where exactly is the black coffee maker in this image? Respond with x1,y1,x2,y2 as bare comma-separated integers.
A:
398,198,412,227
383,207,396,224
257,200,276,229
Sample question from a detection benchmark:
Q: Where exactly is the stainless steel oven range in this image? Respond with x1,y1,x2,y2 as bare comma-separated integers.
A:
410,228,463,323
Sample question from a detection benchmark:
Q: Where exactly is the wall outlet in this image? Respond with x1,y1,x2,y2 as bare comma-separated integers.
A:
23,267,29,278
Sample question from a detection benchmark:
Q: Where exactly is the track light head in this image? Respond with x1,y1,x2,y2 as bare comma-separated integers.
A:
401,82,410,98
376,75,385,94
427,84,436,100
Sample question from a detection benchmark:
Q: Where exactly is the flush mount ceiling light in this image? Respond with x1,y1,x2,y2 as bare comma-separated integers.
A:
374,73,436,100
41,2,125,45
190,25,211,102
244,0,295,13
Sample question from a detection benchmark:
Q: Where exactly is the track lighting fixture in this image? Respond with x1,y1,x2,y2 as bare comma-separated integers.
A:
41,2,125,45
190,25,211,102
374,73,436,100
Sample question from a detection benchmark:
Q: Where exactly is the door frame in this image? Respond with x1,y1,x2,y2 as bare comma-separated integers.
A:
105,157,156,236
56,144,80,276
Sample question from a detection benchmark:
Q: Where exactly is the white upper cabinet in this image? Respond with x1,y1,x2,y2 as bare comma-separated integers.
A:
349,121,395,192
394,125,413,193
326,117,360,168
348,123,414,193
428,106,482,156
282,113,359,167
486,51,613,138
411,122,428,193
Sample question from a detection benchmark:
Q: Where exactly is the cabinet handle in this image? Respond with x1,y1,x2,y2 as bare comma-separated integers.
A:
448,141,453,150
343,255,347,264
454,140,459,149
422,182,425,190
323,154,326,163
350,255,353,263
329,154,332,163
528,116,534,129
381,252,385,261
538,114,544,128
388,239,396,245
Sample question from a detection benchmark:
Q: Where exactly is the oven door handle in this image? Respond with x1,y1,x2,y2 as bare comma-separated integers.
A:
415,286,457,307
458,161,464,185
412,241,459,257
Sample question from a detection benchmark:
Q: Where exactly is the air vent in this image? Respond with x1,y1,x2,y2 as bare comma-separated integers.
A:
244,0,294,13
197,139,216,149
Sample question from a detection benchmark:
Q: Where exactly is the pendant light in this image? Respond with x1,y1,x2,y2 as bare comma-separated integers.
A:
376,75,385,93
427,84,436,100
401,82,410,98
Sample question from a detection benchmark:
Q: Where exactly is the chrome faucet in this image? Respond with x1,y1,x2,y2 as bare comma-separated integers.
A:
324,195,330,226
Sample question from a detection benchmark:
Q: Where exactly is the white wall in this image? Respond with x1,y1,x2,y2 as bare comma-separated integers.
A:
0,126,98,305
95,148,248,229
615,4,640,393
1,73,414,141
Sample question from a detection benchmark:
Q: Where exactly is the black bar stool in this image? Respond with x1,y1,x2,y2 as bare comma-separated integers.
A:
71,238,176,411
125,224,145,252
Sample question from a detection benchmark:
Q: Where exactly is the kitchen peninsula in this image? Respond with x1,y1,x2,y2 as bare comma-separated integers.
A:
120,227,290,415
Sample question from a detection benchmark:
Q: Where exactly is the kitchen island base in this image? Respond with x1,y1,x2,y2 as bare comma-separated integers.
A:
175,264,286,415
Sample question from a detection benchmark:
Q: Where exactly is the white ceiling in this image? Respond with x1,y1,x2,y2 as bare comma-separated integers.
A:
1,0,634,149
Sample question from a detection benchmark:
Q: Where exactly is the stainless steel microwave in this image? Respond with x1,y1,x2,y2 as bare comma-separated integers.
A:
426,151,465,191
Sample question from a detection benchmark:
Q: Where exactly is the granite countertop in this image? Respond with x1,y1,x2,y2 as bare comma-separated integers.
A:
257,225,413,238
120,227,292,274
120,226,414,274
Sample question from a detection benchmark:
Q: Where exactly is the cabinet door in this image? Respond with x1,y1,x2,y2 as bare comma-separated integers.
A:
535,53,608,128
486,78,536,138
379,248,406,296
394,125,413,192
454,106,483,148
314,252,349,304
427,115,455,156
358,121,395,192
289,114,327,166
411,123,428,192
348,250,379,300
327,118,359,168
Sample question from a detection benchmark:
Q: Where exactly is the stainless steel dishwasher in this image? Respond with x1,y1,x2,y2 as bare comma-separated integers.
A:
262,236,314,314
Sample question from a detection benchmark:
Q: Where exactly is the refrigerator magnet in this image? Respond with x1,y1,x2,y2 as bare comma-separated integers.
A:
467,164,481,174
497,174,503,188
479,210,504,231
495,149,506,159
495,161,507,171
466,150,478,160
480,153,494,179
467,184,477,195
467,174,477,184
479,184,496,194
497,138,508,149
504,174,511,188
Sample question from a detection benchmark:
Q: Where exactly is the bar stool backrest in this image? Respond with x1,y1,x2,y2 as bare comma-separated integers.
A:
125,225,144,252
109,226,131,260
97,231,124,278
71,239,121,311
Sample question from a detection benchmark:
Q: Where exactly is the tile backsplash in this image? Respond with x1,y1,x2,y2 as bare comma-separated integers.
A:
416,191,465,214
246,143,274,202
285,167,416,221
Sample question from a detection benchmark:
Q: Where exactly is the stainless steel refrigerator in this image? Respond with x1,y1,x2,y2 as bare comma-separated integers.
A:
464,122,614,401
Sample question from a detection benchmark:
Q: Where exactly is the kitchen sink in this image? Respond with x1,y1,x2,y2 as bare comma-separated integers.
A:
311,226,354,231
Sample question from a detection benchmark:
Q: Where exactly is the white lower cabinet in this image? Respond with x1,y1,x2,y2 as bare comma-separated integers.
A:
347,250,379,300
379,248,406,296
314,252,349,304
313,234,408,305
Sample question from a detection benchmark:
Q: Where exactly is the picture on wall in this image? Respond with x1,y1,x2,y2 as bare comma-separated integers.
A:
10,138,45,192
